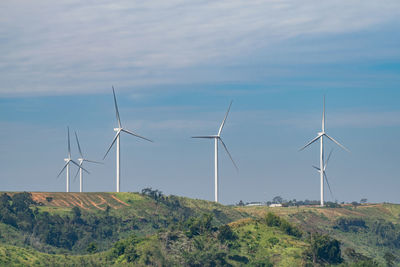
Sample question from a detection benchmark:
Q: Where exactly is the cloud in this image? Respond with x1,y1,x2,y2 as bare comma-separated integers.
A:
0,0,399,96
234,109,400,130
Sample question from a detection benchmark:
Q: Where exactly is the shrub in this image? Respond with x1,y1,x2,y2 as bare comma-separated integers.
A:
217,225,237,242
335,218,367,232
86,242,98,254
264,213,302,238
310,233,342,264
185,214,213,238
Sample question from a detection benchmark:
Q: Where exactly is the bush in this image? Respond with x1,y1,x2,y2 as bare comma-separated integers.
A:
217,225,237,243
310,233,342,264
185,214,213,238
265,213,281,227
264,213,302,238
335,218,367,232
86,242,98,254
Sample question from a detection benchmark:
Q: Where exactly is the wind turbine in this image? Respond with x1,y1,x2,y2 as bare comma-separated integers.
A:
313,149,335,201
192,101,238,203
74,131,102,193
299,96,349,206
103,86,153,193
57,127,88,192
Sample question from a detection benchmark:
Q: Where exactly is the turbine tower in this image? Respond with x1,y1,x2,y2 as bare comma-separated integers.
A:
57,127,88,192
74,131,102,192
300,96,349,206
192,101,238,203
313,149,335,201
104,87,153,193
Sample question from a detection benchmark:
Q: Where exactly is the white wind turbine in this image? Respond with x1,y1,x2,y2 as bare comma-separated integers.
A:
74,131,102,193
57,127,88,192
192,101,238,203
313,149,335,201
300,96,349,206
103,87,153,193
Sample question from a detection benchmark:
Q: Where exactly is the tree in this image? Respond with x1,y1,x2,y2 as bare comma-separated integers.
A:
272,196,283,204
185,214,213,237
310,233,342,264
12,192,35,212
237,200,244,206
141,187,164,201
72,206,81,218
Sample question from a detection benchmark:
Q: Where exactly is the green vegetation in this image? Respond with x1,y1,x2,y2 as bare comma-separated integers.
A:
0,191,399,266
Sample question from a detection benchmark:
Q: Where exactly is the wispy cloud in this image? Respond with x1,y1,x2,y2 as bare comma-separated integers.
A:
0,0,399,96
234,109,400,130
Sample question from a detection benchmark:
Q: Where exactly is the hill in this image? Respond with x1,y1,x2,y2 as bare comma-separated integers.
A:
0,191,399,266
238,204,400,266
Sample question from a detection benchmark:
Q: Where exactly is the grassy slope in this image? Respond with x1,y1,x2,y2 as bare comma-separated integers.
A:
0,192,247,254
0,218,308,266
1,192,400,266
237,204,400,265
0,244,106,267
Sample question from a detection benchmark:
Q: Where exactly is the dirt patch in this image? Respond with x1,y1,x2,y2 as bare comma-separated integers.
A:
30,192,131,210
110,195,130,206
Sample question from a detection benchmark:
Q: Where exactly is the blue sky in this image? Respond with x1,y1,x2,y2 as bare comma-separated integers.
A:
0,1,399,204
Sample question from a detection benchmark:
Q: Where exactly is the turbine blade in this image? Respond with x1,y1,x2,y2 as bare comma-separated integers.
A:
219,138,239,171
71,160,90,174
324,149,334,170
83,159,103,164
324,171,334,200
73,162,82,182
103,131,120,159
75,131,83,158
312,165,320,171
218,101,233,136
121,129,153,142
192,136,216,139
112,86,122,128
299,135,321,151
67,127,71,158
57,162,69,178
325,134,350,152
322,95,325,132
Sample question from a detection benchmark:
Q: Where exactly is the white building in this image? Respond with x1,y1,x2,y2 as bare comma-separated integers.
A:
245,202,264,207
269,203,282,207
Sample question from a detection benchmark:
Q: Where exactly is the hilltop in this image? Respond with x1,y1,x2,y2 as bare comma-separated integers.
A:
0,191,399,266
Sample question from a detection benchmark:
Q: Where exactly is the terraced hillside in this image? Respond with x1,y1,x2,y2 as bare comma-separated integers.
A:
31,192,132,210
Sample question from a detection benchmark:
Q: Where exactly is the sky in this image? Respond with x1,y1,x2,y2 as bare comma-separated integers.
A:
0,0,399,204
